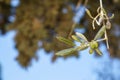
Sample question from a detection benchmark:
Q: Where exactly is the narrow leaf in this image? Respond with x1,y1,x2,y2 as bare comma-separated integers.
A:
55,47,78,56
77,43,88,51
56,36,75,46
76,32,88,42
71,35,82,43
94,25,106,40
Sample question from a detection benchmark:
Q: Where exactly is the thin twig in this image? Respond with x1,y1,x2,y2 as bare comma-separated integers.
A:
105,30,109,49
68,23,76,38
100,0,103,9
96,38,106,42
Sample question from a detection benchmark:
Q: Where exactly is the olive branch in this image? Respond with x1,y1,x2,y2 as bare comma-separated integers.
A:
55,31,105,56
86,0,114,49
55,0,114,57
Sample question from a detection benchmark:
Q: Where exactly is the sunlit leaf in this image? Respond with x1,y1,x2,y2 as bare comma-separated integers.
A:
94,25,106,40
71,35,82,43
56,36,75,46
55,47,78,56
76,32,88,42
77,43,88,51
55,43,89,56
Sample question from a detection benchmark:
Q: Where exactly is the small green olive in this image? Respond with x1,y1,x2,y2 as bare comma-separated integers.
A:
90,40,98,49
89,49,94,54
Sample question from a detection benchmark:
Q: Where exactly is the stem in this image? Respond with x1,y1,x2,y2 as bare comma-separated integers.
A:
105,30,109,49
96,38,106,42
100,0,104,16
68,23,76,38
100,0,103,8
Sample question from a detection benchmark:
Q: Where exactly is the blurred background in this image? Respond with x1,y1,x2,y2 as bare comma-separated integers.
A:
0,0,120,80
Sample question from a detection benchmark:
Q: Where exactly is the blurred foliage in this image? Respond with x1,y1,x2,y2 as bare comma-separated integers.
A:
0,0,120,67
0,0,10,34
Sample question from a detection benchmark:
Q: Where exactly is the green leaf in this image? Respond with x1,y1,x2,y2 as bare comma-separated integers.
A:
56,36,75,46
94,25,106,40
55,47,78,56
71,35,82,43
76,32,88,42
95,48,103,55
77,43,88,51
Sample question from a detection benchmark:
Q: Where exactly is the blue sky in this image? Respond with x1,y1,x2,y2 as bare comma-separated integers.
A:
0,31,120,80
0,31,97,80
